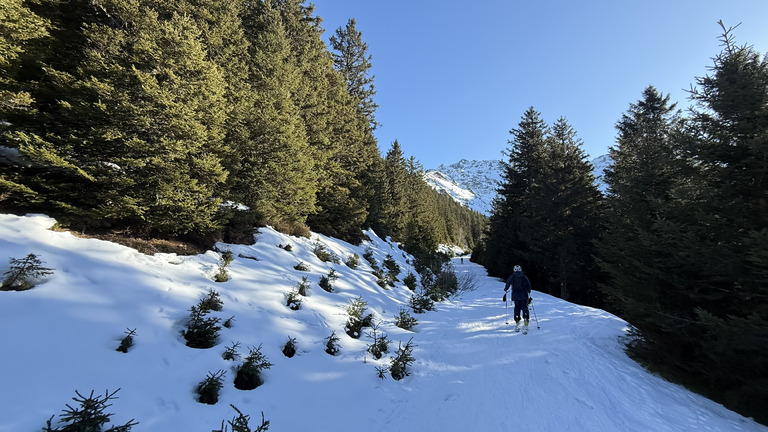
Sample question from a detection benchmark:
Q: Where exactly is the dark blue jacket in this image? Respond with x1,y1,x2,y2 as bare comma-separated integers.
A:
504,271,532,302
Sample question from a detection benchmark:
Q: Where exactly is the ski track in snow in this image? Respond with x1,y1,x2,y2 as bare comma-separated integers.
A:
0,213,765,432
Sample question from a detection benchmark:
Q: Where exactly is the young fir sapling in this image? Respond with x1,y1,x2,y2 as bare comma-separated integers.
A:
196,370,226,405
183,304,222,349
234,345,272,390
42,389,137,432
1,253,53,291
116,328,137,353
214,405,270,432
390,338,416,381
325,331,340,356
282,337,297,358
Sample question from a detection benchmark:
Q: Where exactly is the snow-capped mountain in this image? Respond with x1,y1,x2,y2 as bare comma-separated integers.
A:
424,159,503,215
592,154,611,194
425,155,612,214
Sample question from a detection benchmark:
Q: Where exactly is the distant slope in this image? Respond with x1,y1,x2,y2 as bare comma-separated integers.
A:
424,159,503,215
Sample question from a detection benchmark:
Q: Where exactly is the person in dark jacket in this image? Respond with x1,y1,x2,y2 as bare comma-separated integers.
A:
503,265,532,330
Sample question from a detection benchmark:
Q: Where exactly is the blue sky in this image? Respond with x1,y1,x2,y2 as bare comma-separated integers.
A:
310,1,768,169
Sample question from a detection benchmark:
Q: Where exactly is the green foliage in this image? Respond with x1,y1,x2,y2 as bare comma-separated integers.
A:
318,269,338,293
223,316,235,329
312,242,332,262
214,405,269,432
196,370,226,405
372,267,389,289
403,273,418,291
394,307,418,331
390,338,416,381
214,267,230,283
479,107,602,303
234,345,272,391
325,331,340,356
42,389,137,432
293,261,309,271
345,253,360,269
200,289,224,312
595,24,768,424
1,253,53,291
220,250,234,267
285,290,301,311
330,18,379,131
365,323,389,360
222,341,241,361
344,296,372,338
183,304,222,349
409,291,435,314
296,276,310,297
282,337,297,358
425,264,458,302
116,328,136,354
363,248,377,268
375,366,388,380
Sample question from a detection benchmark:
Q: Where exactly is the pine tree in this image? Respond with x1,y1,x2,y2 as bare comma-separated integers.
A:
537,117,602,302
482,107,548,279
597,86,686,341
2,1,229,235
330,18,379,131
677,22,768,420
0,0,48,114
235,0,316,228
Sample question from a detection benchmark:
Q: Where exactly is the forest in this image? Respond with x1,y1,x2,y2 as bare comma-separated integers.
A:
0,0,486,254
475,22,767,424
2,0,767,425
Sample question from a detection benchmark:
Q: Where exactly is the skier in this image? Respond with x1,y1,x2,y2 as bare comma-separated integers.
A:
502,265,532,333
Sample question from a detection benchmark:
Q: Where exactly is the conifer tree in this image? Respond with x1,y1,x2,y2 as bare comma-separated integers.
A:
673,23,767,419
2,2,229,235
535,117,602,302
481,107,548,279
0,0,48,115
235,0,316,228
330,18,379,130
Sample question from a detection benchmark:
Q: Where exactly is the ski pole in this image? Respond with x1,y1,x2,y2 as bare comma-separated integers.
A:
530,299,540,329
505,297,509,325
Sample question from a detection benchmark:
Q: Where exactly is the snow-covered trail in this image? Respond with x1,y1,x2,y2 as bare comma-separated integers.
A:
1,214,765,432
374,258,766,432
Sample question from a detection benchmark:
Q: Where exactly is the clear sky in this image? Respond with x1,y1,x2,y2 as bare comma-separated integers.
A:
309,0,768,169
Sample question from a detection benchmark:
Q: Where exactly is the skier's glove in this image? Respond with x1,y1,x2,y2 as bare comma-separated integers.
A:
528,297,532,305
502,294,507,302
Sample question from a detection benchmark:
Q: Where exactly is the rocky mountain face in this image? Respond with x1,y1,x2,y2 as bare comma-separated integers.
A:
425,156,610,215
424,159,503,215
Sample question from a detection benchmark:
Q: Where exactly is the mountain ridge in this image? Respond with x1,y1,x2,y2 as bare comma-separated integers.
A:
425,155,611,214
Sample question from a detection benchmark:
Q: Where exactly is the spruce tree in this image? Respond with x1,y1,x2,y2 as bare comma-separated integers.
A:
677,22,768,420
235,0,316,228
0,0,48,115
330,18,379,130
482,107,548,279
2,1,229,235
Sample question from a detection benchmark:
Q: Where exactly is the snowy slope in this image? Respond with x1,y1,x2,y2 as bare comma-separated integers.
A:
425,159,503,215
1,214,765,432
592,154,612,194
425,156,611,215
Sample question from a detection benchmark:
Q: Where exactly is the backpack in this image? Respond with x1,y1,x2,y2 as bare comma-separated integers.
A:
511,272,525,295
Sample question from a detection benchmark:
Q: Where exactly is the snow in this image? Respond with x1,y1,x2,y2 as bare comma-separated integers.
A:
1,213,765,432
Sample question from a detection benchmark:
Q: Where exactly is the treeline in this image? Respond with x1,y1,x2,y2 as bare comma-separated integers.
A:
475,23,768,423
0,0,484,250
